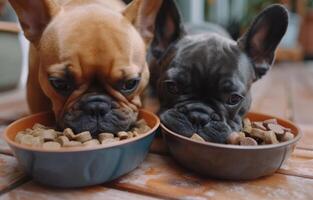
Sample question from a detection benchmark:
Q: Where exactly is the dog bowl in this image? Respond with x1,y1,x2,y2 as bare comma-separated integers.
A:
161,112,302,180
4,110,159,188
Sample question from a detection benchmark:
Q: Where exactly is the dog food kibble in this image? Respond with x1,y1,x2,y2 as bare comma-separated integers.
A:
239,137,258,146
281,132,294,142
56,136,70,146
63,128,76,140
43,141,61,149
117,131,128,140
228,118,295,146
190,133,205,142
243,118,252,133
100,138,116,144
63,141,82,147
267,124,285,135
252,122,267,131
98,133,114,140
74,131,92,142
40,129,57,141
14,118,151,149
83,139,100,146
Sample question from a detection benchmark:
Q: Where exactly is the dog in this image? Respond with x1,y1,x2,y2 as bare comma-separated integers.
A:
147,1,288,143
9,0,163,137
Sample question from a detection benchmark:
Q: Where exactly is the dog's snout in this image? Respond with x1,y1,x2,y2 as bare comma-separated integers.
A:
188,112,210,126
83,101,110,115
82,94,111,104
210,113,222,121
82,95,111,115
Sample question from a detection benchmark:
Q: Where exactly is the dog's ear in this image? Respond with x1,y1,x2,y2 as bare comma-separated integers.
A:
238,4,288,80
122,0,163,46
8,0,59,45
150,0,186,60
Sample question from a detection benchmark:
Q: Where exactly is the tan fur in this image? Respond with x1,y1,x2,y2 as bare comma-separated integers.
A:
9,0,162,120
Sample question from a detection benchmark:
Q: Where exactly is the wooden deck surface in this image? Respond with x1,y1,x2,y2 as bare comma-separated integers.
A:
0,63,313,199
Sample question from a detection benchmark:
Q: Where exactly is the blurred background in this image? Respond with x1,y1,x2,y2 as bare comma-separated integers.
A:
0,0,312,96
177,0,313,61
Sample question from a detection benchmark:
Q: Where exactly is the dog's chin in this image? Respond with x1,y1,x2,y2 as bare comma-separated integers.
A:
59,108,138,137
160,108,241,143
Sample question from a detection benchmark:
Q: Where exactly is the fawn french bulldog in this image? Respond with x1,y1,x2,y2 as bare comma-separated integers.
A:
148,1,288,143
9,0,163,136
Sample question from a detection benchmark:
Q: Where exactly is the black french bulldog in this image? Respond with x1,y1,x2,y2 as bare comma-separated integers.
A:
147,1,288,143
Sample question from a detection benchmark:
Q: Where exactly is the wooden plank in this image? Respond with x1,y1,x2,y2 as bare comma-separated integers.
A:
0,181,161,200
297,125,313,150
0,89,28,125
112,153,313,200
0,154,27,193
251,65,292,120
0,126,12,155
289,63,313,124
278,149,313,179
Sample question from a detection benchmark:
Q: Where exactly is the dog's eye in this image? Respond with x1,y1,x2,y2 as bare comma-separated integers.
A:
164,80,179,95
49,77,74,96
227,93,244,105
120,78,140,95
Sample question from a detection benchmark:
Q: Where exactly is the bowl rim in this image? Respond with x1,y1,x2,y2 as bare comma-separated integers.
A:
161,111,302,150
4,109,160,153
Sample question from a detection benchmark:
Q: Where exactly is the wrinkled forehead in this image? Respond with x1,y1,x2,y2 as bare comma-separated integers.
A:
176,34,240,69
40,6,146,83
170,34,252,85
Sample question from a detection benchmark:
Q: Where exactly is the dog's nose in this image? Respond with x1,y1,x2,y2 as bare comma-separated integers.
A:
210,113,222,121
82,95,111,115
188,112,210,126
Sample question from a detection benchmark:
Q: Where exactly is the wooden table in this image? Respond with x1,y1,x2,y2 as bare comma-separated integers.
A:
1,63,313,200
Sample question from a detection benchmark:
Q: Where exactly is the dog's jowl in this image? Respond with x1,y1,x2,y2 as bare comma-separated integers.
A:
148,1,288,143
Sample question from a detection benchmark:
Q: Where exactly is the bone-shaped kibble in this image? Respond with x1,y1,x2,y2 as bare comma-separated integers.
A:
252,121,267,131
74,131,92,142
43,141,61,149
83,139,100,146
15,132,26,143
267,124,285,135
39,129,57,142
264,130,279,144
98,133,114,142
281,132,294,142
117,131,128,140
243,118,252,133
56,136,70,146
63,128,76,140
101,138,116,144
190,133,205,142
249,128,267,140
63,141,82,147
20,134,35,146
32,123,48,130
239,137,258,146
263,118,278,125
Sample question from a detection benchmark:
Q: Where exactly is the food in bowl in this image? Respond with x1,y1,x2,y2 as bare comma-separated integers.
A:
14,119,151,149
4,110,159,187
189,118,295,146
161,112,301,180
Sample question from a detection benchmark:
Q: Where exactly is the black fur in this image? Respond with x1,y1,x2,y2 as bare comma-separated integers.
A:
148,2,288,143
